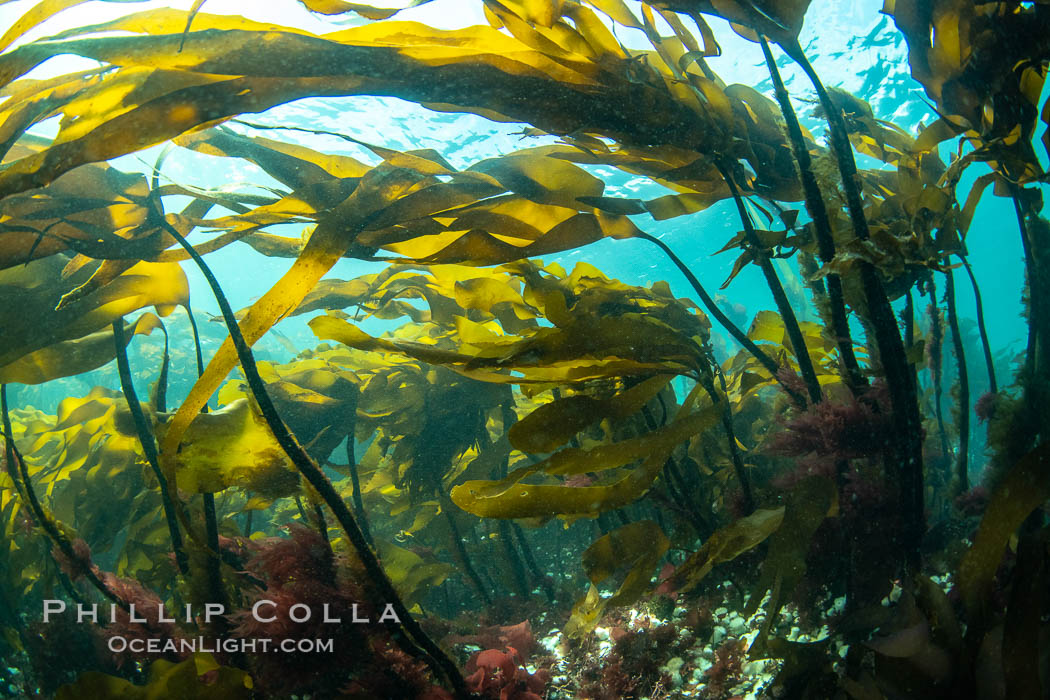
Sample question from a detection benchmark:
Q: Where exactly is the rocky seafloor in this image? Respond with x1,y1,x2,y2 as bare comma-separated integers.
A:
453,573,953,700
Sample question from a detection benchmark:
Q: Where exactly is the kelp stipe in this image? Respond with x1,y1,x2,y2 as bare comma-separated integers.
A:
716,159,823,406
111,319,188,576
944,268,970,492
157,213,472,698
759,34,864,396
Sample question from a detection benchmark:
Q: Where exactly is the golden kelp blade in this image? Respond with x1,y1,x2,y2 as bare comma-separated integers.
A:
666,506,786,593
178,134,643,265
161,398,300,497
565,520,669,637
957,441,1050,626
55,653,252,699
309,311,706,383
373,537,454,608
449,403,721,519
217,358,359,463
174,126,372,187
0,9,722,200
297,0,437,20
0,313,163,385
742,475,837,648
0,0,148,54
886,0,1050,179
507,375,673,453
0,150,156,270
0,3,808,274
0,258,188,369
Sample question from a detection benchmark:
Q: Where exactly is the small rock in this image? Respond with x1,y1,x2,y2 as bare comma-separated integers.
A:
660,656,686,688
742,660,765,675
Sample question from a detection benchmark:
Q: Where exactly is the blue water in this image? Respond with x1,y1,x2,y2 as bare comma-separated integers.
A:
4,0,1045,480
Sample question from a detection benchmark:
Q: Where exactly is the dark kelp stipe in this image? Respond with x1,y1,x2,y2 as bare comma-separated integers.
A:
0,0,1048,698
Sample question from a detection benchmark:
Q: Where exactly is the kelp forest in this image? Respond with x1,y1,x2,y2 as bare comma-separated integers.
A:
0,0,1048,698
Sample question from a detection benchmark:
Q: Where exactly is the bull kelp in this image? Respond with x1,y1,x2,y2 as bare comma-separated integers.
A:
0,0,1047,697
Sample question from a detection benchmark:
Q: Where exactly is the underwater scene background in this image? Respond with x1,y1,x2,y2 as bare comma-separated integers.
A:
0,0,1047,698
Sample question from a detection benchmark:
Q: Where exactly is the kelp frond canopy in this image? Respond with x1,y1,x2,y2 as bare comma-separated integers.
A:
0,1,1048,698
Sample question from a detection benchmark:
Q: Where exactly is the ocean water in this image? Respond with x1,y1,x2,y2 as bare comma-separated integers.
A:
0,1,1048,698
